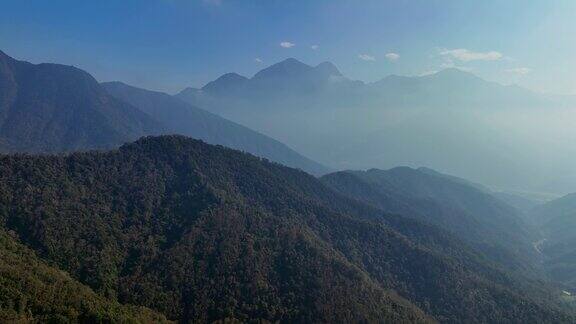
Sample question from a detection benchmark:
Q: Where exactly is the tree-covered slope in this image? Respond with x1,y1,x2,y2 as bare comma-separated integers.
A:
530,194,576,289
0,136,572,322
0,229,170,323
321,167,542,277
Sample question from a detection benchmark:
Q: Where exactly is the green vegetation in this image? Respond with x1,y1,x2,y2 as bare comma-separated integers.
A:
530,194,576,290
0,135,573,322
0,229,170,323
321,168,541,276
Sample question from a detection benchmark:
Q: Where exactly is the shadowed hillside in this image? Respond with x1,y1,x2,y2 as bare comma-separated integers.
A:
102,81,329,175
0,135,573,322
0,229,170,322
0,50,161,153
321,167,541,276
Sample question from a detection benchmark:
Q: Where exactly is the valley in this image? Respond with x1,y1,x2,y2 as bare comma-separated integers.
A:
2,1,576,322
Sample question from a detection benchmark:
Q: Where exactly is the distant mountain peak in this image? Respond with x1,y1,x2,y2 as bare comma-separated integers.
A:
386,74,414,81
279,57,307,66
102,80,126,87
0,50,161,153
177,86,203,97
202,72,249,93
105,81,330,175
427,68,480,81
205,72,248,87
315,61,342,77
214,72,248,83
252,58,313,80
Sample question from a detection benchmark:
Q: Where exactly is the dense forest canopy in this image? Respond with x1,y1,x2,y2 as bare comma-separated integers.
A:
0,135,574,322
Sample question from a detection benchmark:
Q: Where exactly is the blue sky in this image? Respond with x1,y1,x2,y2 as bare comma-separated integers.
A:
1,0,575,94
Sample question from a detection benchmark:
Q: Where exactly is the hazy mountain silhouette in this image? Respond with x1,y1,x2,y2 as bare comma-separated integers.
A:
369,68,548,108
493,191,545,213
177,60,552,113
0,50,327,176
530,193,576,289
0,50,161,153
177,58,361,110
532,193,576,227
102,81,329,175
418,167,544,212
175,59,576,194
202,72,249,96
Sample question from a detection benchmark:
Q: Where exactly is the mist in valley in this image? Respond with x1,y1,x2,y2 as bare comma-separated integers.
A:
178,62,576,196
4,1,576,322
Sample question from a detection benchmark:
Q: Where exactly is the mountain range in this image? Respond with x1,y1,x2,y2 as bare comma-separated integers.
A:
0,135,574,322
0,50,160,153
176,58,576,194
178,59,553,112
321,167,541,276
3,48,576,322
0,50,328,175
530,193,576,289
101,81,328,175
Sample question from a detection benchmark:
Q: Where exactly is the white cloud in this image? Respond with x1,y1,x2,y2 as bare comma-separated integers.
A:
311,45,319,50
506,67,532,75
358,54,376,61
440,48,502,62
255,58,263,63
280,41,295,48
385,52,400,61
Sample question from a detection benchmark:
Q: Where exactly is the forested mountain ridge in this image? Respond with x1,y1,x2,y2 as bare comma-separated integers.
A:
0,135,573,322
530,193,576,289
320,167,540,276
0,229,170,322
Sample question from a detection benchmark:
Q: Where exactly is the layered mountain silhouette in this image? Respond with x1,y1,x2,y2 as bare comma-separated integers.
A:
530,193,576,289
321,167,540,276
176,58,554,114
176,58,576,193
0,50,161,153
492,191,545,213
203,58,347,95
176,58,362,111
532,193,576,228
368,68,550,109
0,135,573,322
0,50,327,175
101,81,329,175
3,49,576,322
